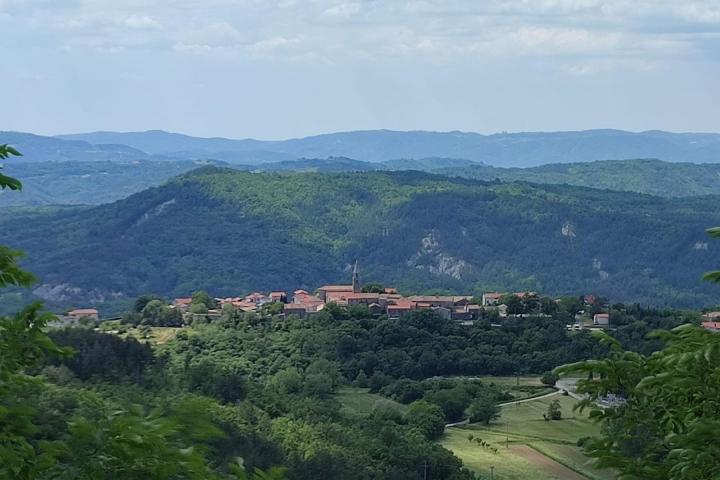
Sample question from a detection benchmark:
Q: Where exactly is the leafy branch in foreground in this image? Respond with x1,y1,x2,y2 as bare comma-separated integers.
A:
702,227,720,282
0,144,22,191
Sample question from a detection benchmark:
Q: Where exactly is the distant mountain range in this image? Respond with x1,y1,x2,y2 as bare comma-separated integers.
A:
1,128,715,167
2,168,719,308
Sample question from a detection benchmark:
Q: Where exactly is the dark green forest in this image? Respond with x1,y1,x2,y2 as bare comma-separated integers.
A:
1,168,719,309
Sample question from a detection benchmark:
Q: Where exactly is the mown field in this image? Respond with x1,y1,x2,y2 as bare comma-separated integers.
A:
442,394,615,480
453,375,556,402
335,387,408,419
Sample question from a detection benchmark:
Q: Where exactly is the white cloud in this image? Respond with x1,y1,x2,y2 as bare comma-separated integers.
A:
2,0,719,68
122,14,161,30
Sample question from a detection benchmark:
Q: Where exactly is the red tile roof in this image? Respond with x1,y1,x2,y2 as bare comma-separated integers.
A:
68,308,98,316
388,300,413,310
343,293,380,300
317,285,354,292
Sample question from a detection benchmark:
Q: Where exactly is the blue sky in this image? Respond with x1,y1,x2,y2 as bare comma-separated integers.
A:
1,0,719,138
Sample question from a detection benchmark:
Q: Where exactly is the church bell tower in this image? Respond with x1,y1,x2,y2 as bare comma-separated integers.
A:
352,260,361,293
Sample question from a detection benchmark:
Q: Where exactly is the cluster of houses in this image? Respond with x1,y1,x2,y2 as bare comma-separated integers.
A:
170,263,504,322
701,311,720,332
57,263,619,329
165,263,612,328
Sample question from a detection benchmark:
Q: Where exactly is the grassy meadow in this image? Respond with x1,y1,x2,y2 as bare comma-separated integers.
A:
335,387,408,419
442,394,615,480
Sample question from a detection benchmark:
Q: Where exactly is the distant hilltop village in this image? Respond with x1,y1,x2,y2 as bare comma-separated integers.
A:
57,262,625,330
57,262,640,331
159,262,613,330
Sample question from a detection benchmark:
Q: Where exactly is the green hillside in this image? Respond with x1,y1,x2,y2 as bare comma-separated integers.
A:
437,159,720,197
1,167,719,307
0,160,230,207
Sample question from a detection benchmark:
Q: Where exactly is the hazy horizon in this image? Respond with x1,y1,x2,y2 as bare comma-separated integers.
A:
36,127,720,142
2,1,719,138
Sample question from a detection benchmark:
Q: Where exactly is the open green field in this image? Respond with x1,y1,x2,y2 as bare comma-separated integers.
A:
335,387,408,418
442,394,615,480
471,375,556,402
490,394,602,441
99,321,182,346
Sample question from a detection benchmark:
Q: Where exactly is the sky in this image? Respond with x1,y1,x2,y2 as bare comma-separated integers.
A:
1,0,719,139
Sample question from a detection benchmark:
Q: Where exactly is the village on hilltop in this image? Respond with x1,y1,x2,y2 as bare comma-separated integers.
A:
58,261,622,331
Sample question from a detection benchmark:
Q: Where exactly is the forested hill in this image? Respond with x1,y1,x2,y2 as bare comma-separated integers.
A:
2,167,720,308
436,159,720,197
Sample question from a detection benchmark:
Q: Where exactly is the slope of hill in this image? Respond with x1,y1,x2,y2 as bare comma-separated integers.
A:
0,156,479,207
0,160,232,207
436,159,720,197
1,168,718,308
58,129,720,166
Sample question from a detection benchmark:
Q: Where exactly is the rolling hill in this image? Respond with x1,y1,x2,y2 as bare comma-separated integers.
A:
58,129,720,166
1,168,719,308
0,157,477,208
0,160,229,207
436,159,720,197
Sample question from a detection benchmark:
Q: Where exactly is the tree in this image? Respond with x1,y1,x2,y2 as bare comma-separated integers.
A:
51,399,226,480
0,304,71,479
134,294,164,313
467,395,500,425
406,400,446,440
141,299,165,324
353,370,369,388
261,301,284,316
191,290,215,309
424,388,471,421
544,399,562,421
540,371,559,386
190,303,209,315
361,283,384,294
558,296,583,316
0,154,67,478
501,294,524,315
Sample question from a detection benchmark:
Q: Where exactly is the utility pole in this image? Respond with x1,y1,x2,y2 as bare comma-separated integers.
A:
506,418,509,448
490,465,495,480
423,460,428,480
